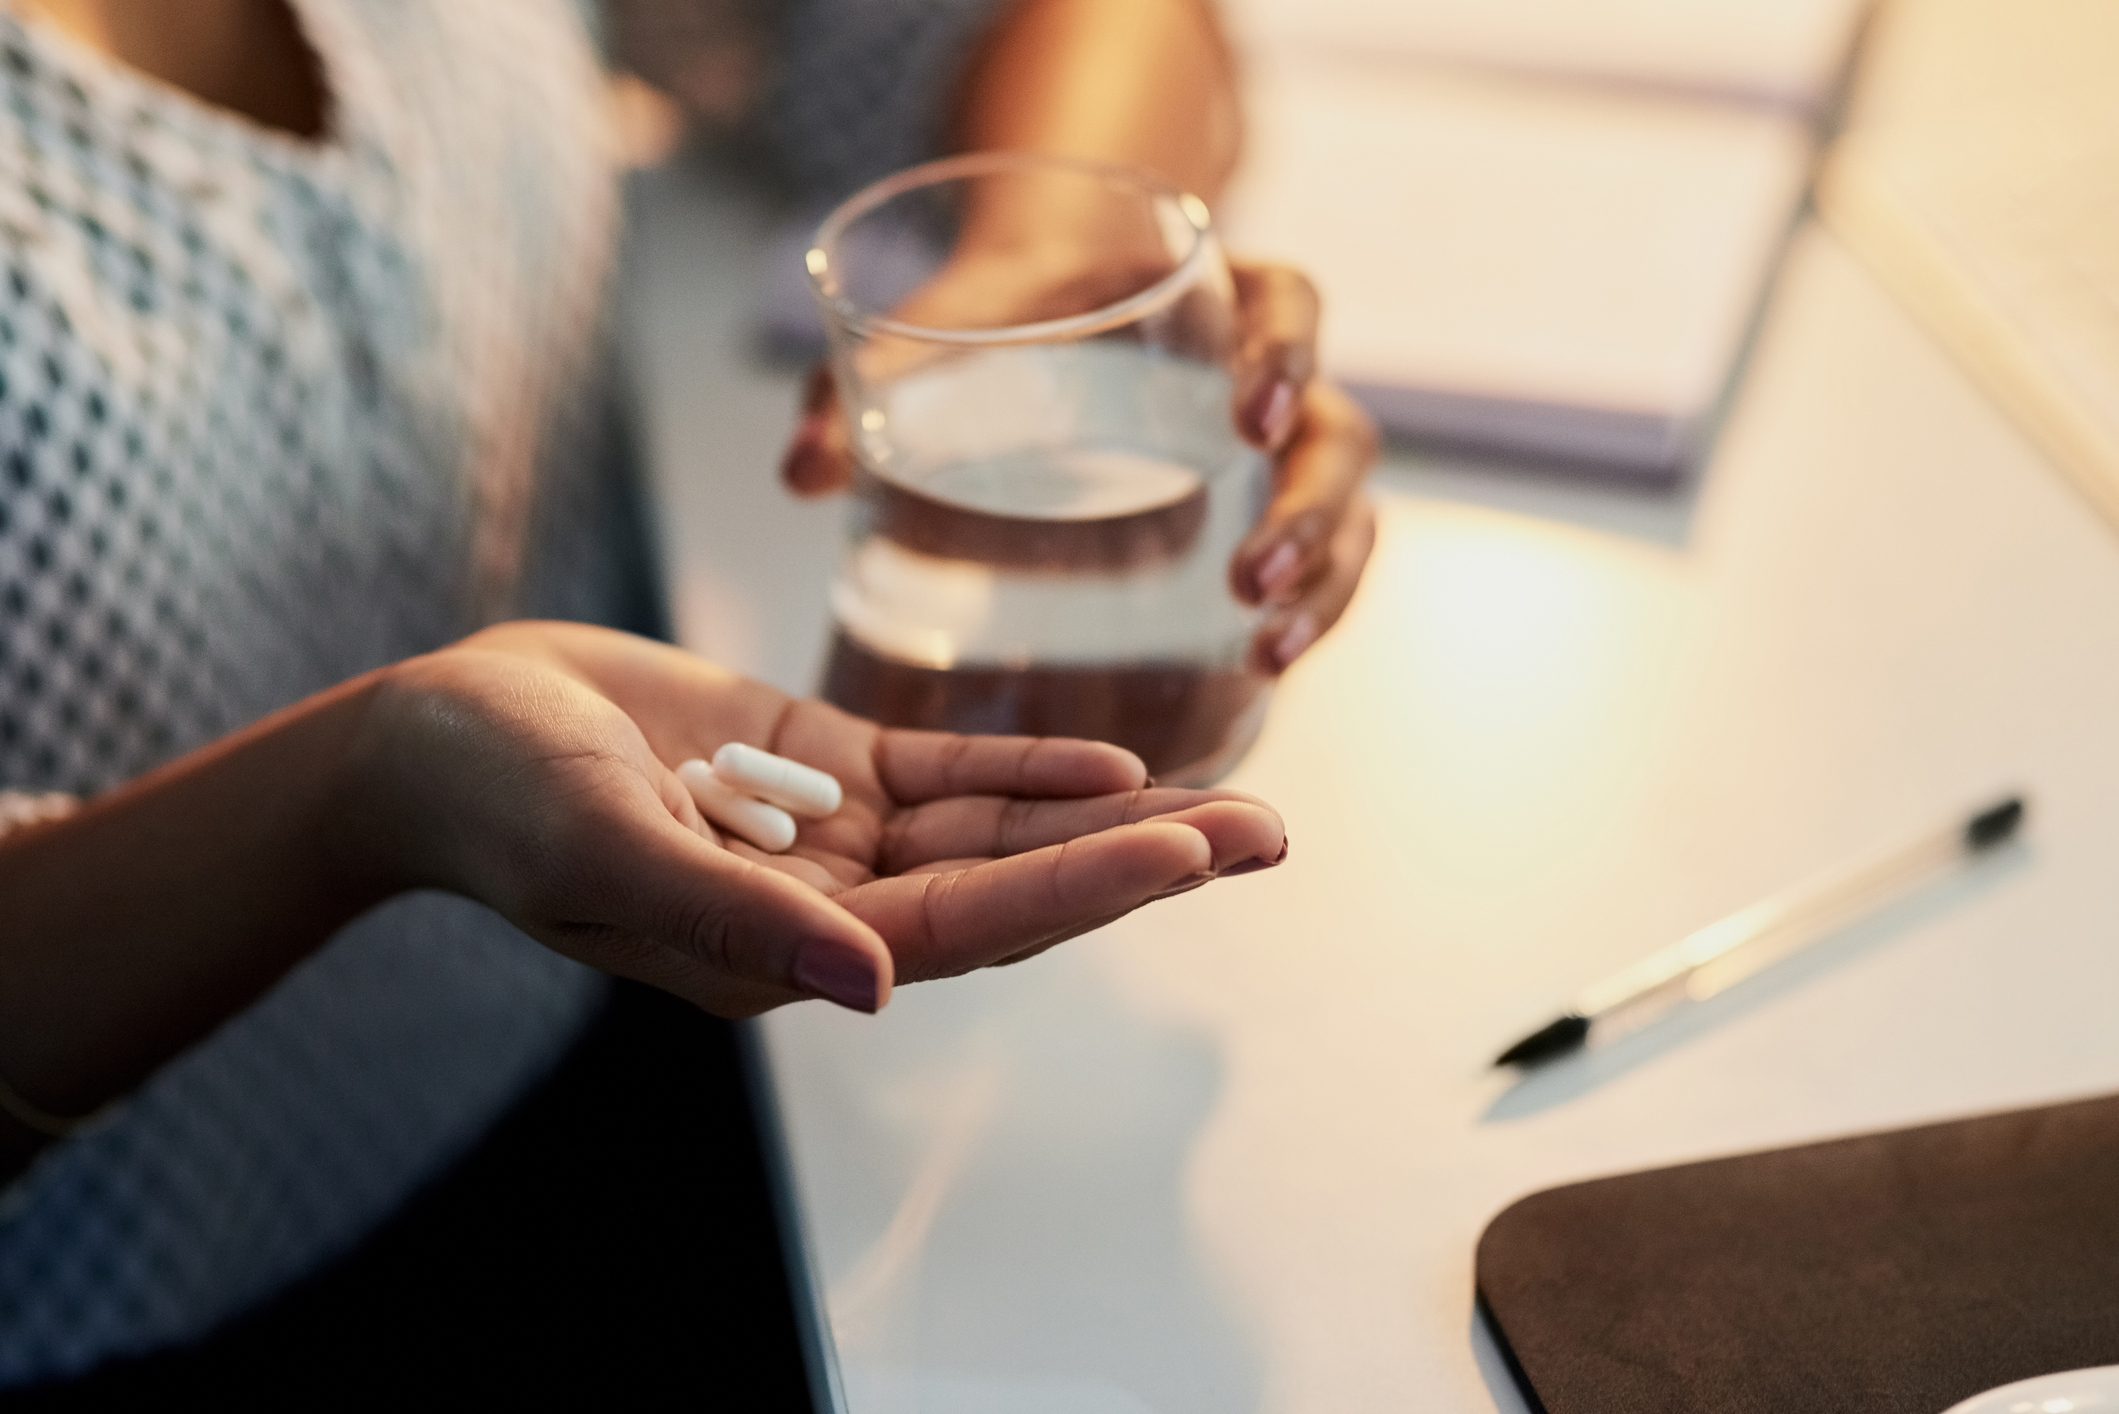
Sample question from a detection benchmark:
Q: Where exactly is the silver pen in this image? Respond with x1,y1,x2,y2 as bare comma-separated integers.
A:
1494,795,2027,1069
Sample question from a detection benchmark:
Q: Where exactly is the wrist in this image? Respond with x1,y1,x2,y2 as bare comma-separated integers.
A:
318,661,445,906
0,663,433,1130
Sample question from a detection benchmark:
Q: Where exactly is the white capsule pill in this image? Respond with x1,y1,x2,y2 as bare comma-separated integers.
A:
676,759,798,853
710,742,844,819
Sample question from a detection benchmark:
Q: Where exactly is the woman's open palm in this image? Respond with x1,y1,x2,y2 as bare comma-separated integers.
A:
361,622,1286,1017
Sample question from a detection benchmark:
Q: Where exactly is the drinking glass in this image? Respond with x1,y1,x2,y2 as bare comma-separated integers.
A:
807,152,1272,784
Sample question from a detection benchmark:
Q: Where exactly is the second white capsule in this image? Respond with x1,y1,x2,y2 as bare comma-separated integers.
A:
711,742,844,818
677,758,798,853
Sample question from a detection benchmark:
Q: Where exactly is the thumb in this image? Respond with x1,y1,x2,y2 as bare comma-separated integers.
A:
609,814,894,1014
780,364,856,498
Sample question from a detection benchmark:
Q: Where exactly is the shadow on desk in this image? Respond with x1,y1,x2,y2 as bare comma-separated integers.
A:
778,951,1263,1412
1380,446,1708,557
1480,841,2033,1124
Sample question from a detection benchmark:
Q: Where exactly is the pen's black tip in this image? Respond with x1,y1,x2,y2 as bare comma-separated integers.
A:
1965,795,2027,852
1494,1013,1591,1069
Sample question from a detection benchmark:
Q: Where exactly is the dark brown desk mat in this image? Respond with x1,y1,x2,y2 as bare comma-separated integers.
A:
1477,1091,2119,1414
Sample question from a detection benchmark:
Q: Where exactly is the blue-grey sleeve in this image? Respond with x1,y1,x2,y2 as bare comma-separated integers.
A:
759,0,1017,204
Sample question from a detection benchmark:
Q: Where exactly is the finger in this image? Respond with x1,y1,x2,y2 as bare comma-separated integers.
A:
991,843,1269,967
993,903,1144,968
878,788,1282,873
876,731,1146,805
1250,494,1377,674
1231,264,1321,450
840,819,1219,982
985,813,1297,969
992,923,1122,968
651,763,722,847
1230,385,1378,606
780,364,856,498
722,835,852,894
590,809,894,1013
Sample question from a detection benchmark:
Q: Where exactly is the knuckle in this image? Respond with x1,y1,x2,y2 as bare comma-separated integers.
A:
1347,417,1381,466
1282,505,1334,551
1270,266,1321,320
907,872,951,972
1348,494,1380,553
675,887,745,977
1046,834,1083,910
657,772,703,829
996,795,1041,854
1316,385,1378,453
876,808,915,872
1346,411,1380,465
1248,259,1305,293
1268,335,1317,374
937,732,975,792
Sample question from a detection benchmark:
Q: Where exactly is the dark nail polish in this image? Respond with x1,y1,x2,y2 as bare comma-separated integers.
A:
1271,612,1319,670
1221,841,1288,877
1253,540,1302,601
1259,379,1298,445
794,946,881,1012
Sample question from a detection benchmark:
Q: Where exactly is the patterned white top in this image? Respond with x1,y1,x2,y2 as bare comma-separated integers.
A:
0,0,1004,1387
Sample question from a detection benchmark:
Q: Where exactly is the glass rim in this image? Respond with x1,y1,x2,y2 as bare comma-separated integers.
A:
804,151,1217,348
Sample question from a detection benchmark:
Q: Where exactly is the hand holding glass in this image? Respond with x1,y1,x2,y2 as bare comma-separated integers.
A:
806,153,1276,784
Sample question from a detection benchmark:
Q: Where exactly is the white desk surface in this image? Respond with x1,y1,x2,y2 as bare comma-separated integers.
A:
622,160,2119,1413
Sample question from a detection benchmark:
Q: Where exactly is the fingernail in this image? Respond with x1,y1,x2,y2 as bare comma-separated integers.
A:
1270,613,1318,671
1221,839,1288,876
1257,379,1298,446
1151,870,1217,901
1253,541,1301,602
794,944,882,1013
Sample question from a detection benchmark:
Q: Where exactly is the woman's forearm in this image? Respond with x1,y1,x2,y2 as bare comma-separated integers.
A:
0,671,399,1163
953,0,1243,199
